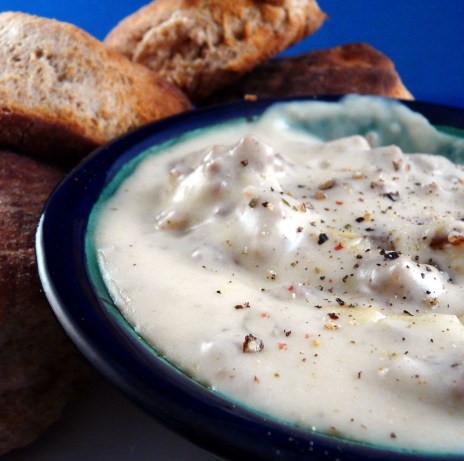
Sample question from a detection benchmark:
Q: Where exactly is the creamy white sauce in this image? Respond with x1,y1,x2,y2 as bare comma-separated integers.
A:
93,97,464,453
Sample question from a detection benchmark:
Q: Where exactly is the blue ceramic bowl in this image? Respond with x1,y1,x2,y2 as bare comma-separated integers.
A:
36,96,464,461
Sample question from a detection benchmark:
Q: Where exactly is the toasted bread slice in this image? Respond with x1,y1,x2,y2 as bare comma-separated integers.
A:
202,43,413,105
0,12,191,165
105,0,327,102
0,150,91,455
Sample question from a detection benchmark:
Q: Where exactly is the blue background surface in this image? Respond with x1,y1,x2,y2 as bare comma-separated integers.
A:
3,0,464,108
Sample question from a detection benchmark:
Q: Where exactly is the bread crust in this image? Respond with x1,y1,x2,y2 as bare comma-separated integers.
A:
105,0,327,102
0,150,90,455
202,43,414,105
0,12,191,165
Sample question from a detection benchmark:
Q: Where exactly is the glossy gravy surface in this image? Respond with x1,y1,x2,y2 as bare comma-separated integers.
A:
94,98,464,452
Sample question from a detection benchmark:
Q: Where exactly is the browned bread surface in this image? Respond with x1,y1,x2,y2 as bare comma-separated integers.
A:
0,12,192,166
0,150,90,455
104,0,327,102
202,42,414,105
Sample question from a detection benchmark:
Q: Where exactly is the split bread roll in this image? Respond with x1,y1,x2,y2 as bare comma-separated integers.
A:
202,42,414,105
0,12,191,165
0,11,189,453
0,150,90,455
104,0,327,102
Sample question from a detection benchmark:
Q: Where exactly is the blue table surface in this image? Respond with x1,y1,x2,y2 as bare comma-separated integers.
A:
1,2,463,460
3,0,464,108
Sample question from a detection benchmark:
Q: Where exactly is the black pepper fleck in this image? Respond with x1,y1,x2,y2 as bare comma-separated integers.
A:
383,251,400,260
384,192,400,202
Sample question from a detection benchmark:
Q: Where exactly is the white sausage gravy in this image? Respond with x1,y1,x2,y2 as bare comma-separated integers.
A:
93,97,464,453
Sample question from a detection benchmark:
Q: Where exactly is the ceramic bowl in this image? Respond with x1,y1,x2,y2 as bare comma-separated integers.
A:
36,96,464,461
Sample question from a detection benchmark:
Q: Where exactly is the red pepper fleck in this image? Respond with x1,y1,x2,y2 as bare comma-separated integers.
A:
287,284,294,291
335,201,344,205
261,312,270,318
278,342,288,350
334,244,344,251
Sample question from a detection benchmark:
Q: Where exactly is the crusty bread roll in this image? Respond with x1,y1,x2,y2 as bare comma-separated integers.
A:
104,0,327,102
0,12,191,165
0,150,91,455
0,11,192,455
202,43,414,105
